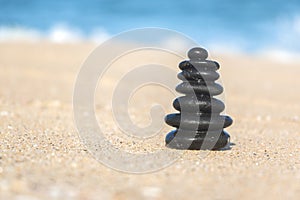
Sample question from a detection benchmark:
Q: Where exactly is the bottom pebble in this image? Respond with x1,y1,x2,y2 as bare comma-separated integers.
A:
165,129,230,150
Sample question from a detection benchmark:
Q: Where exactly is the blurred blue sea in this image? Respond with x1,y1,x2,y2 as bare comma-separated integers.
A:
0,0,300,54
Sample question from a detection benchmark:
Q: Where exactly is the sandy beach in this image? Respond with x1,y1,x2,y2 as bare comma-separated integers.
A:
0,42,299,200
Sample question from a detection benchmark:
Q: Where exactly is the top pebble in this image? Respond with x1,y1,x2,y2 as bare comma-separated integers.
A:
188,47,208,60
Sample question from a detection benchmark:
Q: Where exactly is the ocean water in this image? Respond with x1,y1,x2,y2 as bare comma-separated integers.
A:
1,0,300,54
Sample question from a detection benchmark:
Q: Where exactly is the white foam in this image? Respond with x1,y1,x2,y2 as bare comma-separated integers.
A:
0,24,110,44
0,27,42,42
47,24,84,43
259,48,300,63
1,21,300,62
89,28,110,44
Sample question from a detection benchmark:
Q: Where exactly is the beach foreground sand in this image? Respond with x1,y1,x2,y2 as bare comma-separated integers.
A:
0,42,299,199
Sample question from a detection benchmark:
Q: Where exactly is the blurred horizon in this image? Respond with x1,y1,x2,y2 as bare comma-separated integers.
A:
1,0,300,56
